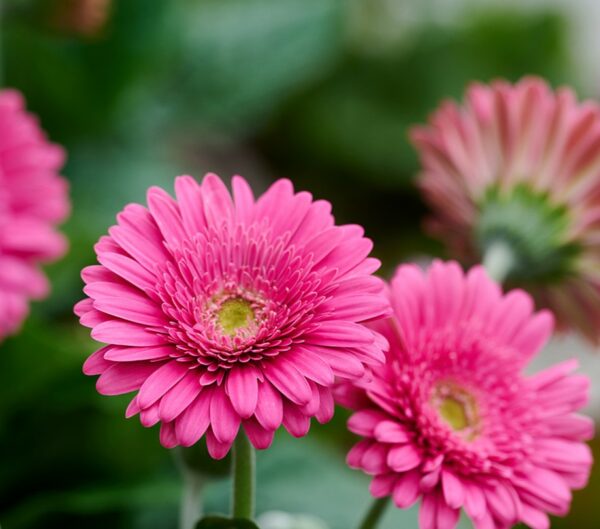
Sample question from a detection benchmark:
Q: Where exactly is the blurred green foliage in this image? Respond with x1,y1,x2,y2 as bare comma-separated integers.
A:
196,516,259,528
0,1,596,528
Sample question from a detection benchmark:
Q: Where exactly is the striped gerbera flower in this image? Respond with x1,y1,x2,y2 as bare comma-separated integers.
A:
0,90,69,341
337,261,593,529
411,76,600,343
76,174,389,458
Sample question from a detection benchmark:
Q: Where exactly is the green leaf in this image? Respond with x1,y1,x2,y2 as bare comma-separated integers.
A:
196,515,260,529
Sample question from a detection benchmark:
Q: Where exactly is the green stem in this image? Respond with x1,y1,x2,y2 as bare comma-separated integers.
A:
232,432,255,520
356,497,390,529
179,471,205,529
482,239,515,283
175,449,205,529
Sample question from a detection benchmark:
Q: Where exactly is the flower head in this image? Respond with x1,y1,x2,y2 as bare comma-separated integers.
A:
76,174,389,458
0,90,69,340
411,76,600,343
338,261,593,529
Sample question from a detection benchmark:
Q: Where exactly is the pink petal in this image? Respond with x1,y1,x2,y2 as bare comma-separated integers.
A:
311,346,366,378
347,440,371,469
108,223,168,273
243,419,275,450
387,443,422,472
485,483,521,525
264,359,312,405
360,443,389,475
392,470,421,508
306,321,376,346
369,473,396,498
83,346,112,375
282,401,310,438
315,386,335,424
206,428,232,460
287,346,335,386
174,175,207,236
147,186,186,243
90,289,165,326
140,402,160,427
255,381,283,430
175,389,213,447
232,175,255,223
520,504,550,529
200,173,234,227
374,420,411,443
542,413,594,441
96,363,158,395
464,480,486,520
103,345,174,362
320,294,390,322
74,298,93,317
137,361,190,409
347,409,388,436
159,421,178,448
442,470,465,509
159,371,202,422
210,387,241,444
91,320,167,346
437,497,460,529
226,366,259,419
97,252,157,293
419,493,437,529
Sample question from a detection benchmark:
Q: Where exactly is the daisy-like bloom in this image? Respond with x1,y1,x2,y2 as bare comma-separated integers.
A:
411,76,600,343
0,90,69,341
76,173,389,458
338,261,593,529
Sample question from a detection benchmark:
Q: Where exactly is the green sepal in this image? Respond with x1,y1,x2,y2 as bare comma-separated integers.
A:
475,184,580,284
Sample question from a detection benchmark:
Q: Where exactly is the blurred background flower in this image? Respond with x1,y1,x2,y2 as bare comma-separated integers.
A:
412,77,600,344
1,0,599,528
0,89,69,341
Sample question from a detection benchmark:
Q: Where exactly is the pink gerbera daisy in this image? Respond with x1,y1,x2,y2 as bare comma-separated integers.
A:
338,261,593,529
76,173,389,458
411,76,600,343
0,89,69,341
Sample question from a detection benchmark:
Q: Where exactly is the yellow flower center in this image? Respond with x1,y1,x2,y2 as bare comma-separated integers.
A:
433,382,479,439
217,298,255,335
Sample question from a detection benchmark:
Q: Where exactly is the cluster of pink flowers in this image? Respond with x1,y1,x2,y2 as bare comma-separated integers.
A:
2,78,596,529
75,170,594,529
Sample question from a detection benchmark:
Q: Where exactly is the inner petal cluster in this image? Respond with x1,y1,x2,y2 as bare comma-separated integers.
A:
155,222,324,376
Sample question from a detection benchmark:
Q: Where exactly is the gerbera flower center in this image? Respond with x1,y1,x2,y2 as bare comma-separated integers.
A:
476,184,580,283
217,297,255,335
432,382,479,439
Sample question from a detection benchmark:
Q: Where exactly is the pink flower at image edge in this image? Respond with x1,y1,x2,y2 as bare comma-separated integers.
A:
76,173,390,458
0,89,69,341
337,260,593,529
